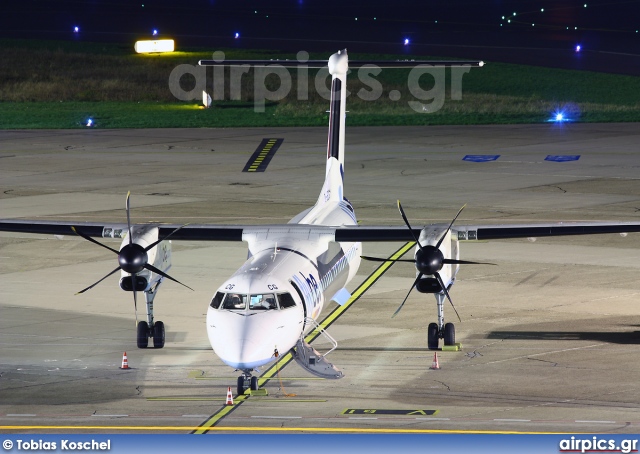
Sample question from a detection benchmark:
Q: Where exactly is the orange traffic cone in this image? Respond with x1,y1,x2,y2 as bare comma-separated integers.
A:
430,352,440,370
225,387,234,405
120,352,130,369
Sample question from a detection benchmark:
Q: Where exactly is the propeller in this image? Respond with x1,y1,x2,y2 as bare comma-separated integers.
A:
72,192,193,320
362,201,495,318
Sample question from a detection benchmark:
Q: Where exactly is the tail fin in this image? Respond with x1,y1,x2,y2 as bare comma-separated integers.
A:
317,49,348,206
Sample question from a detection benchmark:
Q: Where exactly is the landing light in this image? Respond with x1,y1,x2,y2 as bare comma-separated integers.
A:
134,39,175,53
555,113,564,121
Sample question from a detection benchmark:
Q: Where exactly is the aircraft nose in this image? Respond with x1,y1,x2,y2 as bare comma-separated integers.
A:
207,309,299,370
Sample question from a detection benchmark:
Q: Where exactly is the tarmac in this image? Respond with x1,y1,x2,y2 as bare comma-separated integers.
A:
2,123,640,434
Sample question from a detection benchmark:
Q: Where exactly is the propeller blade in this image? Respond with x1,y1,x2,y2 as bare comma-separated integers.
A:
435,204,467,249
392,272,423,318
397,200,422,249
434,272,461,322
144,224,189,252
145,263,193,291
361,255,416,263
443,258,496,266
132,278,138,326
76,266,121,294
126,191,133,246
71,226,119,254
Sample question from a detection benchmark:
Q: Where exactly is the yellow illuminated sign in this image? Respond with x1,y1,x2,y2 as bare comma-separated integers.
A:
134,39,175,53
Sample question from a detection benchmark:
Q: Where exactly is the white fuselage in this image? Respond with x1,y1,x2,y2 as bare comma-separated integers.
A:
206,198,361,370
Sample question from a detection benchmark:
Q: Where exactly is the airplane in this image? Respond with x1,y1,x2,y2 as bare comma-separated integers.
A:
3,49,640,396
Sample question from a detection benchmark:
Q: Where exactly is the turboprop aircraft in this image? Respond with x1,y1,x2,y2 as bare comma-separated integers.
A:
3,49,640,395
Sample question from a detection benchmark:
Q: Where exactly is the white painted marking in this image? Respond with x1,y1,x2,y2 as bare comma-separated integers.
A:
250,416,302,419
348,417,378,420
91,414,129,417
575,420,617,424
493,419,532,422
182,415,211,418
6,414,37,417
416,417,451,421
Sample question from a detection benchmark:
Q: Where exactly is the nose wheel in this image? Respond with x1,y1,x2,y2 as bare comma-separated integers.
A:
237,371,259,396
427,322,456,350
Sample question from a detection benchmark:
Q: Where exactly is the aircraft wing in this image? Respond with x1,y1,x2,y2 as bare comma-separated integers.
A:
2,219,640,242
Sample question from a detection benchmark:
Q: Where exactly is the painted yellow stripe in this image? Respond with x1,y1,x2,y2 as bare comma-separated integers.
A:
194,242,415,434
0,426,563,434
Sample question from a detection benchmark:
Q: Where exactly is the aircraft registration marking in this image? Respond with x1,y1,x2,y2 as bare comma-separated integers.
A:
192,241,416,434
242,138,284,172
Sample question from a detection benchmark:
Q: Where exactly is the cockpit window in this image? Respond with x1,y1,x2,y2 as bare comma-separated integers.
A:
278,293,297,309
249,293,277,311
210,292,225,309
222,293,247,310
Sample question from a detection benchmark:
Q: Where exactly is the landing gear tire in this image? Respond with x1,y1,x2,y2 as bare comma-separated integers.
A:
250,376,258,391
237,376,246,396
137,321,149,348
427,322,439,350
444,322,455,346
153,321,165,349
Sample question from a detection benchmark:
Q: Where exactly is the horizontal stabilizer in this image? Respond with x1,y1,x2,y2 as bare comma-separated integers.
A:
199,60,484,68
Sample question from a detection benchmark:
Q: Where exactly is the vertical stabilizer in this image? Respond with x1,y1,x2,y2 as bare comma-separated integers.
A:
317,49,348,206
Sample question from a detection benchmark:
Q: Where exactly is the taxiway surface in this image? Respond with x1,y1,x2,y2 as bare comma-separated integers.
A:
2,124,640,434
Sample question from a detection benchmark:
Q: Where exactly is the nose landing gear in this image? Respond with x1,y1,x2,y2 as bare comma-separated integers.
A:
237,371,259,396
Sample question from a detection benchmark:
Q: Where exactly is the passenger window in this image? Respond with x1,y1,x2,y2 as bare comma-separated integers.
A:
278,293,297,309
249,293,277,310
222,293,247,310
210,292,225,309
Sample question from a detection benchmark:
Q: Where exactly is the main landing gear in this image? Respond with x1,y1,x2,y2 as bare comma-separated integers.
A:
136,282,165,348
237,371,259,396
427,292,456,350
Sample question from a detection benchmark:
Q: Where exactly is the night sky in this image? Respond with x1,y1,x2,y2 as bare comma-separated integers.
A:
2,1,640,56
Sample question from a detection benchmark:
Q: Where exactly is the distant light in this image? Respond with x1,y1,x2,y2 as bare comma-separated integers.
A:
73,26,79,33
575,45,581,52
374,17,377,20
404,38,410,45
86,119,94,127
584,3,587,6
355,17,358,20
234,32,240,39
152,29,158,36
508,19,511,23
532,23,535,26
575,26,578,30
502,16,505,19
254,10,257,13
134,39,175,53
513,12,516,16
554,113,564,122
541,8,544,12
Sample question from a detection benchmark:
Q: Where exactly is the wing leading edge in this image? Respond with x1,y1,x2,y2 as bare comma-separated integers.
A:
2,220,640,242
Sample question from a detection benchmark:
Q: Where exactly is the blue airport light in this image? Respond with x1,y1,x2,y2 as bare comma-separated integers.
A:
234,32,240,39
575,45,581,52
555,113,564,121
404,38,409,45
73,26,79,33
86,119,94,127
152,29,158,36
